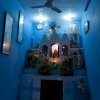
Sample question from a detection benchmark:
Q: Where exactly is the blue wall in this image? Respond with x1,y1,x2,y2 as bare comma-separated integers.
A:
32,20,82,48
81,0,100,100
0,0,33,100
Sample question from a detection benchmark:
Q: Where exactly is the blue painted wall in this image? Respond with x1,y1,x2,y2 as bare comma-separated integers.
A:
81,0,100,100
0,0,33,100
32,20,82,48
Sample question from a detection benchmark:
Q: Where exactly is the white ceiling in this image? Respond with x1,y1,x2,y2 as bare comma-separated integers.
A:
20,0,87,21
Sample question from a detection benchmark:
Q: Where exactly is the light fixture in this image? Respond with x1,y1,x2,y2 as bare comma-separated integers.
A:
20,16,24,25
63,13,75,21
34,14,48,23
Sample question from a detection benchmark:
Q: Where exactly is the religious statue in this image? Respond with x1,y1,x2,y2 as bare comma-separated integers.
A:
77,78,89,100
53,49,58,57
77,78,86,93
76,49,84,68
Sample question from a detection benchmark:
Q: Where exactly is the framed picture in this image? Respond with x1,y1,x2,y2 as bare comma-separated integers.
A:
76,49,86,69
2,12,13,54
84,21,89,34
69,23,78,48
17,11,24,43
69,23,78,34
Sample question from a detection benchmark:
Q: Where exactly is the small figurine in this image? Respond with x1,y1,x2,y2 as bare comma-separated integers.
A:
77,78,86,93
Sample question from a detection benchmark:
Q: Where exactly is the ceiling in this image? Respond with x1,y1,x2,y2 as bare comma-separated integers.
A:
20,0,88,22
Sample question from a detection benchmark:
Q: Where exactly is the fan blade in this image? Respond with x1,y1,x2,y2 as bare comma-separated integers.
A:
51,6,62,13
47,0,53,3
31,5,45,8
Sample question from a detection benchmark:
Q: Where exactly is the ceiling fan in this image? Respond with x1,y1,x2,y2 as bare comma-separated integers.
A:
31,0,62,13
